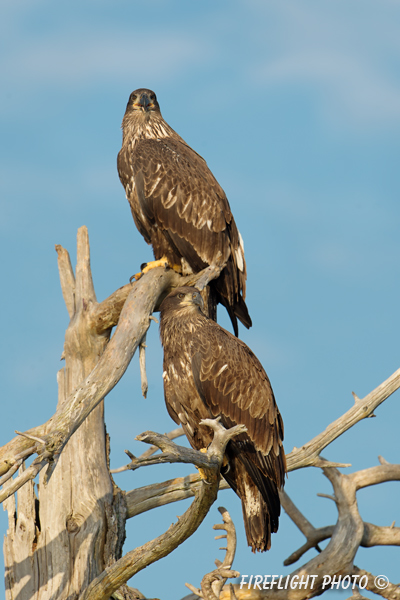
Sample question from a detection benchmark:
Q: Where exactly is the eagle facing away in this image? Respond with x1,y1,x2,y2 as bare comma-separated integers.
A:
117,88,251,336
160,286,286,552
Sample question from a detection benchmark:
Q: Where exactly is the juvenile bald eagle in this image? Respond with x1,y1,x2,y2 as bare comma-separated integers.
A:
117,88,251,336
160,286,286,552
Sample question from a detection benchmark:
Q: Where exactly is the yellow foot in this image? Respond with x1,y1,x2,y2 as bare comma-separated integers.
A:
198,447,208,481
131,257,170,282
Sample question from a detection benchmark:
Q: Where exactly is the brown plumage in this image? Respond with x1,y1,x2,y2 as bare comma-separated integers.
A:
117,88,251,336
160,286,286,552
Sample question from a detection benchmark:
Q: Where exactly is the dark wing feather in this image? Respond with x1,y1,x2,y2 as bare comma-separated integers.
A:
191,322,285,488
129,138,234,269
118,122,251,333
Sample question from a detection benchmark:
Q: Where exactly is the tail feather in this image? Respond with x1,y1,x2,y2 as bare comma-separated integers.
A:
223,455,281,552
241,488,272,552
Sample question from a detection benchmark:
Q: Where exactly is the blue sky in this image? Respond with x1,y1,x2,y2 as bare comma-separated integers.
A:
1,1,399,598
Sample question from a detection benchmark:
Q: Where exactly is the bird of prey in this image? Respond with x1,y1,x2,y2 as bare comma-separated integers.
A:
117,88,251,336
160,286,286,552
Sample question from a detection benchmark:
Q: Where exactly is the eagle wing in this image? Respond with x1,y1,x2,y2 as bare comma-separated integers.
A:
118,137,239,271
190,323,285,488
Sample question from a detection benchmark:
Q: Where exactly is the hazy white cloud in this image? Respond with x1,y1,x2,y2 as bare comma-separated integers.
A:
2,31,207,88
249,1,400,127
3,0,400,129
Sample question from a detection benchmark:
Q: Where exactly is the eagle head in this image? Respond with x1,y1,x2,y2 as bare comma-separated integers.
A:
125,88,160,114
160,286,204,315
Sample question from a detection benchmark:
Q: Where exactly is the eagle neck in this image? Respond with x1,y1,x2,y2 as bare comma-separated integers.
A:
160,307,206,350
121,112,175,146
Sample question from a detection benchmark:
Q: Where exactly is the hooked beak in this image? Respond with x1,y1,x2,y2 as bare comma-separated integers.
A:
139,93,151,112
192,292,203,308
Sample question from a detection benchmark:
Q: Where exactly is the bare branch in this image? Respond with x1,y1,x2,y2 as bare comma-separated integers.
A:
139,333,148,398
362,521,400,547
89,265,211,335
78,421,242,600
115,423,246,476
350,463,400,490
89,282,132,334
0,256,223,495
280,490,333,566
351,566,400,599
55,243,76,318
138,426,184,460
14,430,46,445
206,507,239,599
0,459,23,487
126,473,202,518
112,427,185,476
185,507,239,600
75,225,96,303
0,457,49,504
279,462,400,568
0,266,195,499
286,367,400,471
218,466,365,598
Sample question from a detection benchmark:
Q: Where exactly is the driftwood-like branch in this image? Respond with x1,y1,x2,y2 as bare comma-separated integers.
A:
138,426,184,459
118,368,400,496
120,370,400,523
125,473,203,518
89,267,205,335
0,252,212,502
78,420,245,600
350,566,400,600
160,460,399,599
186,507,239,600
113,429,238,473
286,367,400,471
280,489,332,566
283,461,400,567
139,333,148,398
215,459,400,599
112,427,184,475
55,244,76,318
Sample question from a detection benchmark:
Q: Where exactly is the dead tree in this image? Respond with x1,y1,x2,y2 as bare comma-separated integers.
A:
1,227,400,599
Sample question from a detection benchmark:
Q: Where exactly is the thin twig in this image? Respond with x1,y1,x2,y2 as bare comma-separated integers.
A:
139,333,148,399
15,431,46,445
111,426,185,473
0,459,23,487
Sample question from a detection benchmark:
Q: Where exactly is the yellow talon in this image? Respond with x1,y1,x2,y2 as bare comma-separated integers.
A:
198,447,208,481
131,256,170,281
141,257,169,274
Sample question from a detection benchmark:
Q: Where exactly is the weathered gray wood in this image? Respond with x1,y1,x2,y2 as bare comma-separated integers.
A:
3,466,39,599
2,226,226,600
285,367,400,471
0,249,210,491
78,419,246,600
3,227,119,599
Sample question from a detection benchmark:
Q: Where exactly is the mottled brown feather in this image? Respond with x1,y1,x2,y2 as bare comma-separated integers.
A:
160,287,286,552
117,89,251,335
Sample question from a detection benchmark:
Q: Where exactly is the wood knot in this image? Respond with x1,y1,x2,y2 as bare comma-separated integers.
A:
66,515,80,533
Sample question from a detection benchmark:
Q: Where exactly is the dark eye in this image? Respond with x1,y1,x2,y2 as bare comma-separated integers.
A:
192,293,197,299
130,93,137,103
150,93,156,101
178,293,185,299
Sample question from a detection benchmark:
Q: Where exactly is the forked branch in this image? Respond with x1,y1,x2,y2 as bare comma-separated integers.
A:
0,228,217,502
78,420,245,600
286,367,400,471
185,507,239,600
